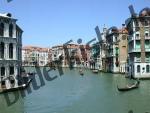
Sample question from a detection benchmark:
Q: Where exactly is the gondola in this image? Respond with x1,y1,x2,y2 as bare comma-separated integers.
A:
79,69,84,76
117,80,140,92
0,78,32,94
92,69,98,74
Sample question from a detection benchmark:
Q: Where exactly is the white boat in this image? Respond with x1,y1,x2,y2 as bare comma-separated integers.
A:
92,69,99,73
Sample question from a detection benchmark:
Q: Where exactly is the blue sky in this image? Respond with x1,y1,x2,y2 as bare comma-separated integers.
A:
0,0,149,47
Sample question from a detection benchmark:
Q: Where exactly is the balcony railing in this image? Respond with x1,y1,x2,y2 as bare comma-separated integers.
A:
135,37,140,40
145,58,150,62
145,48,150,52
128,48,141,53
134,57,141,62
145,36,150,40
128,36,140,42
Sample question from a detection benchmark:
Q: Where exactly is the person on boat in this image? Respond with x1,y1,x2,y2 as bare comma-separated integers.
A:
79,68,84,75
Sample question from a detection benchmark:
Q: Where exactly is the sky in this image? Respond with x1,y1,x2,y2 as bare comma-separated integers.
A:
0,0,149,47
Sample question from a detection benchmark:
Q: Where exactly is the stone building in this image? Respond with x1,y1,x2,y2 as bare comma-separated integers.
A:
0,13,23,89
51,43,91,68
126,7,150,78
22,46,50,66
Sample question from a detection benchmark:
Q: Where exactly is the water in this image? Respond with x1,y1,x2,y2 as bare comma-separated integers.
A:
1,67,150,113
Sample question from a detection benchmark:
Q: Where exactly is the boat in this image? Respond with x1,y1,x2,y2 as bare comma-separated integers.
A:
28,72,36,76
117,80,140,92
79,69,84,76
92,69,98,73
0,78,32,94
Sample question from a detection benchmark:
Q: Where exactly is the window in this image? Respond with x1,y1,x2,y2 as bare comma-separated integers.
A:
146,65,150,73
136,33,139,37
145,33,149,37
0,42,4,58
115,37,117,42
1,67,5,76
137,65,140,73
145,21,149,26
135,21,139,27
9,24,13,37
9,43,13,58
9,66,14,75
0,23,4,36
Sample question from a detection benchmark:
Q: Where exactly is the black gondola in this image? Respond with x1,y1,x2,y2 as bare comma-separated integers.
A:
79,68,84,76
0,78,32,94
117,80,140,92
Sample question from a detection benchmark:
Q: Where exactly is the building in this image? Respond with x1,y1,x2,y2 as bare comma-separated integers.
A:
105,27,120,73
90,42,100,69
105,26,128,73
0,13,23,89
126,7,150,78
98,26,107,71
22,46,50,66
51,43,91,68
118,27,128,73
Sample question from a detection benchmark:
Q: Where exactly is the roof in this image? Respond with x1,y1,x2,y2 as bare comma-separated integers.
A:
139,7,150,17
22,46,49,52
0,13,17,21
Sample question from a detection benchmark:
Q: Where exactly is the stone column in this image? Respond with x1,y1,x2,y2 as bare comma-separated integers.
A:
13,43,16,60
5,64,10,88
0,66,1,82
4,23,9,37
4,43,9,59
14,65,18,87
13,24,16,38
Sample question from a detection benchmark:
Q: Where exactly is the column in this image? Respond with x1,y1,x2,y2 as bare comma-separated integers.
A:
13,24,16,38
4,43,9,59
14,65,17,87
0,66,1,83
13,43,16,60
5,65,9,88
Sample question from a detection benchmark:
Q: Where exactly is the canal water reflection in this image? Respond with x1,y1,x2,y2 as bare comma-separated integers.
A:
1,67,150,113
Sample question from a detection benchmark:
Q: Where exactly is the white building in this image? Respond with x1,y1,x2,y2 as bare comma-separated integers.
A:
22,46,50,66
126,7,150,78
0,13,23,89
105,26,120,73
51,44,91,68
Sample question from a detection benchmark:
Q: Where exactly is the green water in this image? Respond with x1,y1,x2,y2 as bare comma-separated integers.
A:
1,68,150,113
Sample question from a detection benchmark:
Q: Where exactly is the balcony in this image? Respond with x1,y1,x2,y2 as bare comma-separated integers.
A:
145,36,150,40
145,58,150,62
128,36,140,42
128,48,141,53
134,57,141,62
145,48,150,52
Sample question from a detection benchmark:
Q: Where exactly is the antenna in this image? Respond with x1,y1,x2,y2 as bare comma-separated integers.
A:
95,26,102,42
128,5,137,17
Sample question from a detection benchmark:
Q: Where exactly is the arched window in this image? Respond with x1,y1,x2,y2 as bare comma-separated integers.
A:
9,24,13,37
0,42,5,58
9,66,14,75
146,65,150,73
0,23,4,36
137,65,140,73
1,67,5,76
9,43,13,58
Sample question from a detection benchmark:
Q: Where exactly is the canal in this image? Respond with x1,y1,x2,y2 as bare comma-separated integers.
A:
0,67,150,113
